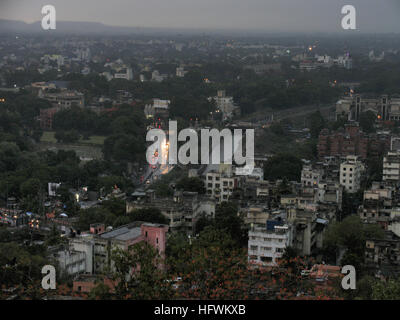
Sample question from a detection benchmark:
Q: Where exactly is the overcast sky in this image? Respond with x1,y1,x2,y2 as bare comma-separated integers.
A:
0,0,399,33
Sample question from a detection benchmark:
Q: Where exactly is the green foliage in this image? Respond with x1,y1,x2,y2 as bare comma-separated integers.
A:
175,177,205,194
0,242,49,288
307,111,325,139
153,183,173,197
89,282,112,300
372,278,400,300
359,111,376,133
54,130,80,143
323,215,384,271
128,208,168,225
111,242,173,299
214,202,248,247
264,153,303,182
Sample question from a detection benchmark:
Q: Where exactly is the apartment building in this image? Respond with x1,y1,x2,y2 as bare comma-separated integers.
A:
383,151,400,184
205,171,236,203
339,155,364,193
126,190,215,235
56,222,169,276
317,123,390,160
248,218,293,266
301,165,324,187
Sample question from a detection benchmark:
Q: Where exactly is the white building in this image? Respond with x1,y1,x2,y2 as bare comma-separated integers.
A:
248,221,293,266
176,66,187,78
383,151,400,183
340,155,364,193
205,171,236,203
301,165,323,187
144,99,171,119
114,68,133,81
152,70,168,82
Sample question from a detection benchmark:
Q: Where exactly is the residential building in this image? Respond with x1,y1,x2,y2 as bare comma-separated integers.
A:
205,170,236,203
301,165,324,187
57,222,169,276
248,216,293,266
383,151,400,184
339,155,364,193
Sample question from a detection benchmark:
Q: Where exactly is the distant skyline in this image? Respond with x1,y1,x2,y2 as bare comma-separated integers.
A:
1,0,400,33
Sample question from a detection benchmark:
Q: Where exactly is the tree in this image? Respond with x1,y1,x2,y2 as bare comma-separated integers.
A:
89,282,112,300
264,153,303,182
308,111,326,139
20,178,41,197
55,130,80,143
127,208,168,225
359,111,376,133
323,215,384,272
175,177,205,194
110,242,173,299
372,278,400,300
214,202,248,247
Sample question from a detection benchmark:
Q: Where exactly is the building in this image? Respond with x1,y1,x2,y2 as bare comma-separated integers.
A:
209,90,240,120
114,68,133,81
248,217,293,266
318,123,390,160
339,155,364,193
57,222,169,276
39,89,85,108
126,190,215,235
358,182,393,227
205,170,237,203
365,231,400,277
176,66,187,77
151,70,168,82
336,94,400,122
301,165,324,187
383,151,400,184
144,99,170,119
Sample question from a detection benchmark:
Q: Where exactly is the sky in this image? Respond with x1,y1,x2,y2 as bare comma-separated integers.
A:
0,0,400,33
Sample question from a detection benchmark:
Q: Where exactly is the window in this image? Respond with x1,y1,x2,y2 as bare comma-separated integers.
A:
250,245,258,251
260,257,272,262
145,231,148,237
156,238,158,244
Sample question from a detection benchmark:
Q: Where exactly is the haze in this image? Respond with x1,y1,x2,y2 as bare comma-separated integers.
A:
0,0,400,33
